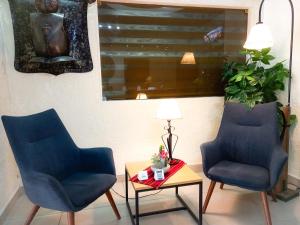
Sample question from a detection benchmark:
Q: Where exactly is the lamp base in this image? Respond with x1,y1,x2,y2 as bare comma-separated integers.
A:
276,188,300,202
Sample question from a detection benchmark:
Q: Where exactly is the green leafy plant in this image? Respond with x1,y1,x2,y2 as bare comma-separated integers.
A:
223,48,288,107
151,145,169,168
223,48,297,126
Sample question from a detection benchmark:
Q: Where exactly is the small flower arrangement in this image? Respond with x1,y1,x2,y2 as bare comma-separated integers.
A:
151,145,169,169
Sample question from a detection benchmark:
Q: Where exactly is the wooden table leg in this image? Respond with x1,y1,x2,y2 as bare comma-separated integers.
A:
199,182,202,225
135,191,139,225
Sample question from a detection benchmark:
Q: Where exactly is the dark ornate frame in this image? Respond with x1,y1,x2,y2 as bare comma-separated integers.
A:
8,0,95,75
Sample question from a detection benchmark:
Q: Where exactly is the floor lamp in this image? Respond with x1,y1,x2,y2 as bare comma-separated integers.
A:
244,0,298,201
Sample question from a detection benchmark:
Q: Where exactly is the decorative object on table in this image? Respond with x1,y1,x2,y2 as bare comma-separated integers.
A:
156,99,182,164
7,0,95,75
151,145,170,173
130,159,185,189
2,109,121,225
137,171,148,181
235,0,297,201
201,102,287,225
154,169,165,181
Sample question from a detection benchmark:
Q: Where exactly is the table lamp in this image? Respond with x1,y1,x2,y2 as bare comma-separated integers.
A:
181,52,196,64
156,99,182,163
136,93,148,100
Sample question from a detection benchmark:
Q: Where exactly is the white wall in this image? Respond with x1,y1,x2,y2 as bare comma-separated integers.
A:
263,0,300,180
0,1,20,216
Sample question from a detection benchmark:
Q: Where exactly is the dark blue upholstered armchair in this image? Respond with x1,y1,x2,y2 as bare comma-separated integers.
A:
201,102,287,225
2,109,121,225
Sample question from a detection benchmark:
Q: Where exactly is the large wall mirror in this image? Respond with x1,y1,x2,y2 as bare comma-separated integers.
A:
98,2,248,100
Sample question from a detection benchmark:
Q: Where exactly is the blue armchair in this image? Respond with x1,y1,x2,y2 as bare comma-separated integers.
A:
2,109,121,225
201,102,287,225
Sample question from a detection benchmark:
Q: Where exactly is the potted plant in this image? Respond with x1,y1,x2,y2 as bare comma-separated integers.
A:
151,145,170,173
223,48,297,129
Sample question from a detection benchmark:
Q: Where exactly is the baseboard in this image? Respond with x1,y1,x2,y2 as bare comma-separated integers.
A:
0,187,23,225
288,175,300,188
188,163,202,173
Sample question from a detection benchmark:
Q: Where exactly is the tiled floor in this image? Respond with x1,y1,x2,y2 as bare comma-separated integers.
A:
2,173,300,225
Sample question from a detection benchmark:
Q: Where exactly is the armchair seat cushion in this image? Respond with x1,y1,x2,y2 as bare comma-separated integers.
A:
62,172,116,209
208,160,269,191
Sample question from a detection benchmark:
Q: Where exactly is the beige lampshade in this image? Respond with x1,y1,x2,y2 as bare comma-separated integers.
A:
156,99,182,120
243,23,274,50
136,93,148,100
181,52,196,64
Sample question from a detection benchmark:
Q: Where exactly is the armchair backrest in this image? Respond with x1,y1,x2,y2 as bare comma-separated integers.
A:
217,102,280,168
2,109,79,180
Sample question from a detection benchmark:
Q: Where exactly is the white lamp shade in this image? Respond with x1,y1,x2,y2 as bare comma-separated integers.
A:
156,99,182,120
136,93,148,100
181,52,196,64
243,23,274,50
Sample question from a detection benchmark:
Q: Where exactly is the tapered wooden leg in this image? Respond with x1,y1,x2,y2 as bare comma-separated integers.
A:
260,192,272,225
203,181,216,213
67,212,75,225
220,183,224,190
271,191,277,202
106,190,121,220
24,205,40,225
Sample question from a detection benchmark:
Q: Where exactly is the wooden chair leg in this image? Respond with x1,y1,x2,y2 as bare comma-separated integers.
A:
67,212,75,225
260,192,272,225
220,183,224,190
203,181,216,213
106,190,121,220
271,191,277,202
24,205,40,225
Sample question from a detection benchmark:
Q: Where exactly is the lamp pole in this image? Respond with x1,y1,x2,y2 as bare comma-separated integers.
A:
257,0,297,201
166,120,173,160
258,0,294,105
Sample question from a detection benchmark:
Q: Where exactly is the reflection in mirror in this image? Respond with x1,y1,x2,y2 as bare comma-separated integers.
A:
98,2,248,100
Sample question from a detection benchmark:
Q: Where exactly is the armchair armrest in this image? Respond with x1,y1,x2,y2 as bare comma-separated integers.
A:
269,146,288,188
200,140,222,176
79,147,116,175
22,172,74,211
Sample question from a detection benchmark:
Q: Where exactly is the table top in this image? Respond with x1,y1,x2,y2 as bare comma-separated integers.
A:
125,161,202,191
